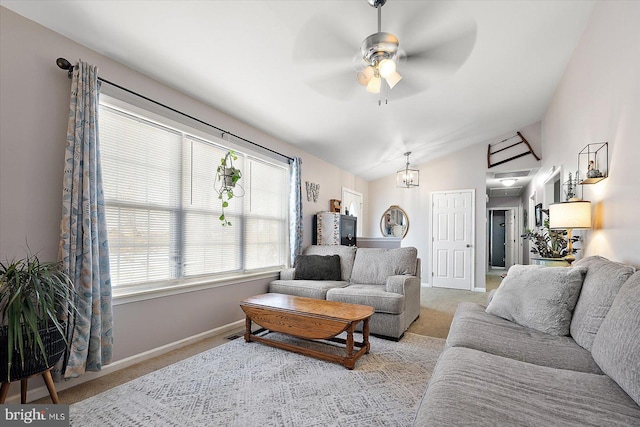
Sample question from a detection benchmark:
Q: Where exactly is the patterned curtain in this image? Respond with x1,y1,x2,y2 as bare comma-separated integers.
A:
289,157,303,266
56,60,113,380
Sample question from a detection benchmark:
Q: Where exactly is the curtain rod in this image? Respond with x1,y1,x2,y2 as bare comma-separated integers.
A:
56,58,293,162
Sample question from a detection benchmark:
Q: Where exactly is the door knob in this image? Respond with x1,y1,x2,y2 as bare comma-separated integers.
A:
466,244,471,248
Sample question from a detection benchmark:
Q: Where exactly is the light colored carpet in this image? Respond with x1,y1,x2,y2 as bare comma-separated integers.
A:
36,277,500,406
70,332,445,427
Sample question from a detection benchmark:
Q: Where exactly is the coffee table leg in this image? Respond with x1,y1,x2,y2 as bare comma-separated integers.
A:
345,323,356,369
347,324,357,357
244,315,252,342
363,317,371,354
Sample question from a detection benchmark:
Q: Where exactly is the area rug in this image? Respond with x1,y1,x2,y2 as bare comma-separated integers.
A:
70,332,445,427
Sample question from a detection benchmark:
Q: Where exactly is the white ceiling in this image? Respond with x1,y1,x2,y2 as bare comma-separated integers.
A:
2,0,595,181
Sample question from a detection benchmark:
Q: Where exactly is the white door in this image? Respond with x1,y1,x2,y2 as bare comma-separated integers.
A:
342,187,363,237
431,190,475,290
505,209,516,269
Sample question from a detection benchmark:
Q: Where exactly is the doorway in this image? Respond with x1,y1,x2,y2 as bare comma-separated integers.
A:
341,187,363,237
487,208,518,270
431,189,475,290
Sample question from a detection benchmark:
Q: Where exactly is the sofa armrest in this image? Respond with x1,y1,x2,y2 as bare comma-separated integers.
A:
279,268,296,280
386,275,420,295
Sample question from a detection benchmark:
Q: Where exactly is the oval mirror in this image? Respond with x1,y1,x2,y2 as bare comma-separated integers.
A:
380,205,409,238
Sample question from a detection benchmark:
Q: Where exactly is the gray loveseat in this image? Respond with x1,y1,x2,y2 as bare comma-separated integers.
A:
414,255,640,426
269,245,421,340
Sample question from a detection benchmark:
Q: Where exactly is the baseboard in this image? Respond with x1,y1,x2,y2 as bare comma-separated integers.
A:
420,282,432,288
5,319,245,404
473,288,486,293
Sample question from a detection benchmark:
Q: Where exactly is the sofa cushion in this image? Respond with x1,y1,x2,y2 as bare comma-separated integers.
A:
591,271,640,406
293,254,341,281
268,279,348,300
571,256,636,351
350,247,418,285
303,245,357,282
486,264,586,336
327,285,404,314
447,302,602,374
414,347,640,426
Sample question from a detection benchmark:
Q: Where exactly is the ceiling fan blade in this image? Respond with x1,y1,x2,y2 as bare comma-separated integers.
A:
292,14,360,65
305,70,359,101
403,23,477,66
396,22,476,89
387,1,460,46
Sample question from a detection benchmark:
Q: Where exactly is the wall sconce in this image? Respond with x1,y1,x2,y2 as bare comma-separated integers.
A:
549,200,592,265
396,152,419,188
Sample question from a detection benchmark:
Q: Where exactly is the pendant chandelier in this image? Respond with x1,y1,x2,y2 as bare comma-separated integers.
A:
396,152,419,188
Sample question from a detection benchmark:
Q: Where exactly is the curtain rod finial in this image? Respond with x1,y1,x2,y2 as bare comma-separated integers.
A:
56,58,73,78
56,57,72,70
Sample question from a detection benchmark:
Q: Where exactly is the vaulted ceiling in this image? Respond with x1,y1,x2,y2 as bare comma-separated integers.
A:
2,0,596,180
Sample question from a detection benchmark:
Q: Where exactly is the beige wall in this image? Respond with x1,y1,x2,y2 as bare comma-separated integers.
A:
0,7,367,399
524,0,640,267
367,141,488,289
366,120,542,289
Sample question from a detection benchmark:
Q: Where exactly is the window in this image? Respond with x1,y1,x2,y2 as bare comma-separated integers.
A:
99,101,288,291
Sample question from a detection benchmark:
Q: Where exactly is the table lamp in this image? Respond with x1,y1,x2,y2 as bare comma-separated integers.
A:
549,200,592,265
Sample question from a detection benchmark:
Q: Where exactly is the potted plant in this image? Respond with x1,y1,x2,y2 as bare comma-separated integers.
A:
0,253,75,383
521,217,579,266
215,150,243,226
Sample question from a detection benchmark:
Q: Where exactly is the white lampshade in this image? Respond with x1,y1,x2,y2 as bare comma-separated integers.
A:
378,58,396,78
549,201,592,229
357,66,374,86
385,70,403,89
366,75,382,94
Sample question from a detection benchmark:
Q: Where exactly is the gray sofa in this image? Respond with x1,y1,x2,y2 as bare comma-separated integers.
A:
414,256,640,426
269,245,421,340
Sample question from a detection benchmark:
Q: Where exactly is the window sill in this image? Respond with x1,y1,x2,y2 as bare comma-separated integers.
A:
113,270,281,306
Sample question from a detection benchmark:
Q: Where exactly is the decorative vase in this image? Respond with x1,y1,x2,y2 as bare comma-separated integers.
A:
531,257,569,267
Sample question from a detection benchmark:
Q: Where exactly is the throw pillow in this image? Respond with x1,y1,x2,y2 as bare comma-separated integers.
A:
570,256,636,351
486,264,587,336
294,255,342,281
591,271,640,406
350,247,418,285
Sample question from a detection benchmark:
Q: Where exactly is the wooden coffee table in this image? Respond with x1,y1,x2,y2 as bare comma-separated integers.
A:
240,293,374,369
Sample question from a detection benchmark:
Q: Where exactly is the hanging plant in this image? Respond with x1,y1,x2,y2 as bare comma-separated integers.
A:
215,150,244,226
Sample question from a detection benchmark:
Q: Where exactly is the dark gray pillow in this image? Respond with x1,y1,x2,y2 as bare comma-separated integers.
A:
486,264,586,336
294,255,342,281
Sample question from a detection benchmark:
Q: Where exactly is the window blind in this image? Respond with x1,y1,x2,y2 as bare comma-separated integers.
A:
99,102,288,289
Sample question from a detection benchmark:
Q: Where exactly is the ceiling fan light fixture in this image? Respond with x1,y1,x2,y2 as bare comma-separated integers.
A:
378,58,396,78
385,70,402,89
366,75,382,93
357,66,375,86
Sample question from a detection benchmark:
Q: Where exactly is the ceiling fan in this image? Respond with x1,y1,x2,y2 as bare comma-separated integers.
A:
293,0,477,102
356,0,403,94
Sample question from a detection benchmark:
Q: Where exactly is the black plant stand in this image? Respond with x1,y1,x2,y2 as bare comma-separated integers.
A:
0,366,59,404
1,324,66,404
